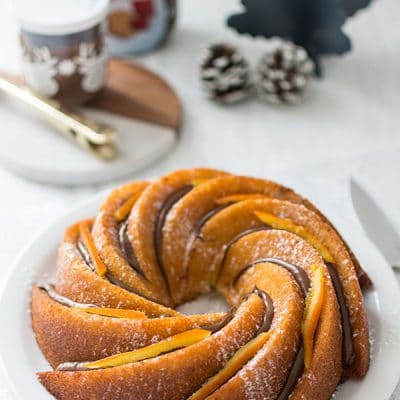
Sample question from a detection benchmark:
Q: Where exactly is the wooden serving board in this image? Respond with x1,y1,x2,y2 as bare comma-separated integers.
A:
3,58,182,131
0,58,182,185
90,58,182,131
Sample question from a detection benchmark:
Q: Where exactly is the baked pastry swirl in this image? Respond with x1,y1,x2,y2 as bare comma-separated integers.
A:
31,168,371,400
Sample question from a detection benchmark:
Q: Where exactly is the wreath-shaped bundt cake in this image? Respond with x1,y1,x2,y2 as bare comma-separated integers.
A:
31,168,371,400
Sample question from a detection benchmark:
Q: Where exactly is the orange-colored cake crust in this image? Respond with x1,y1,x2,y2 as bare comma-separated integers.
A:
31,168,371,400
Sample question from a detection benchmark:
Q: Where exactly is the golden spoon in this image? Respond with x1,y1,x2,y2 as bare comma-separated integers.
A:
0,75,118,160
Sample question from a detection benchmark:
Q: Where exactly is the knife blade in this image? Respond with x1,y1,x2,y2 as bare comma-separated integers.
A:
350,178,400,269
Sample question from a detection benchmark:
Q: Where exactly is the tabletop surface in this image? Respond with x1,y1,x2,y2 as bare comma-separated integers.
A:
0,0,399,398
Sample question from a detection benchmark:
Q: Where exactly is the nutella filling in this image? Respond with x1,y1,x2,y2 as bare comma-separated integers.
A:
233,257,310,296
277,346,305,400
202,311,234,333
40,284,98,309
154,185,193,281
203,286,274,334
193,204,231,237
216,227,272,281
326,262,354,366
118,220,147,279
77,240,93,271
252,286,274,335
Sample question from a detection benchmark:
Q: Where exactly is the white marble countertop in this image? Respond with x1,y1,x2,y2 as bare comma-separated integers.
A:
0,0,399,398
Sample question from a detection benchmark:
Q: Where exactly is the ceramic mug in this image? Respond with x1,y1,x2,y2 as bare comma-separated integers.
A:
15,0,109,106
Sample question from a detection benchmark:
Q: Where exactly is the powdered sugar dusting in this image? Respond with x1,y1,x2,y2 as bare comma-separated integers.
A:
176,291,229,315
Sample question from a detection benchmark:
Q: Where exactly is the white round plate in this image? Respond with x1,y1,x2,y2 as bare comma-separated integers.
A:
0,97,176,186
0,193,399,399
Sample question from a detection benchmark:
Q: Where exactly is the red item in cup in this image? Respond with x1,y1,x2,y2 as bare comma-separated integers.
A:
132,0,154,18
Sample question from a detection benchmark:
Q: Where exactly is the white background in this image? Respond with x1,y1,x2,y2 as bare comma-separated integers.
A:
0,0,399,398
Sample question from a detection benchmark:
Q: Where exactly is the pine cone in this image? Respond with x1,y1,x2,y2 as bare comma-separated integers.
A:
256,42,315,104
200,44,251,104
